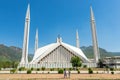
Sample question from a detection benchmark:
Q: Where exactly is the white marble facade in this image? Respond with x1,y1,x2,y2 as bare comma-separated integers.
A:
37,45,74,68
28,38,90,68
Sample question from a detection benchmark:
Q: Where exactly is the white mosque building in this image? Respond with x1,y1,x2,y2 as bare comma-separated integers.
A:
19,4,99,68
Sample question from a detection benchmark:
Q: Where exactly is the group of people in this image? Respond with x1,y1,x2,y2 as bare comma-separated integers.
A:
64,69,71,78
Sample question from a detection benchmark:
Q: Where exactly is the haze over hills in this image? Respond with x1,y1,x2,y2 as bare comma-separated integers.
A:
0,44,119,62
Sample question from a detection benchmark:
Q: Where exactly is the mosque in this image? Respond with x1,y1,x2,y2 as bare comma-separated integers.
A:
19,4,99,68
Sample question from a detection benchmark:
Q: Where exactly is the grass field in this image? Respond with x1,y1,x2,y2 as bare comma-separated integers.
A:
0,74,120,80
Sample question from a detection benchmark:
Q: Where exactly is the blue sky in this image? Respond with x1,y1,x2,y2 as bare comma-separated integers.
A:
0,0,120,53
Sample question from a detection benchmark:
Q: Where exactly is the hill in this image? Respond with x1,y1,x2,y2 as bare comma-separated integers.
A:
0,44,32,62
81,46,113,59
0,44,119,62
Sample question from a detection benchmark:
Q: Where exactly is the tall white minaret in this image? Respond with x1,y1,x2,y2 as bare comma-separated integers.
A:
76,30,80,48
20,4,30,64
90,6,100,63
34,29,38,53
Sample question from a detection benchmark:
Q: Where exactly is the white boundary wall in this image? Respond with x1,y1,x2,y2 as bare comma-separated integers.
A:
18,63,97,68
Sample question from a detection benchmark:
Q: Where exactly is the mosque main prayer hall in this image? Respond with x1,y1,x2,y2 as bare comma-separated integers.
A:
19,4,100,68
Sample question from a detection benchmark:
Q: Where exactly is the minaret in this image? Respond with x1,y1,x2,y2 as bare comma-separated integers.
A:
76,30,80,48
34,29,38,53
20,4,30,64
90,6,100,63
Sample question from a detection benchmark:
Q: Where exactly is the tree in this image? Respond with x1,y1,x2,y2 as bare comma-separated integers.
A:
97,59,104,68
3,61,10,68
11,61,19,68
70,56,82,69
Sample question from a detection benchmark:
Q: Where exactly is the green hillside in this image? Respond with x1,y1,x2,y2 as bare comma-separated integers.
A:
81,46,113,59
0,44,32,62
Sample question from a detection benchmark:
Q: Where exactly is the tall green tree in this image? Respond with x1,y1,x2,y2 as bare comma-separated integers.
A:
3,61,12,68
11,61,19,68
70,56,82,68
97,59,104,68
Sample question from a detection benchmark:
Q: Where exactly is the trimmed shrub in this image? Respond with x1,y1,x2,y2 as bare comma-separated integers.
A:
111,71,114,74
50,68,54,71
18,68,22,71
110,68,114,71
69,68,72,71
19,67,26,71
77,70,80,74
57,68,59,71
37,68,40,71
10,68,16,73
31,67,34,71
27,69,31,74
50,68,52,71
58,69,63,74
41,67,45,71
48,71,50,74
83,65,87,68
88,68,93,74
76,68,79,71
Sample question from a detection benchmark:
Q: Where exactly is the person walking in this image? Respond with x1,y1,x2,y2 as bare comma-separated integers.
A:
68,70,71,78
64,69,67,78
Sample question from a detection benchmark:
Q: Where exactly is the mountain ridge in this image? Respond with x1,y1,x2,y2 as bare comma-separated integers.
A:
0,44,32,62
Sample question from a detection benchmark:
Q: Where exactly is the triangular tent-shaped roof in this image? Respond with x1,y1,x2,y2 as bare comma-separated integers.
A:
30,39,90,64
